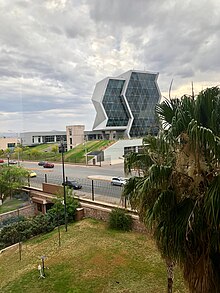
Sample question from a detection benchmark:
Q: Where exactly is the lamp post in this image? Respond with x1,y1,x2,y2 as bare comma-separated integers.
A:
7,154,10,166
60,137,67,232
17,134,20,167
41,255,46,277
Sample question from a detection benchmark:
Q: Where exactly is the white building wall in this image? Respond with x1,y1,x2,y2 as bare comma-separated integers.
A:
104,138,143,162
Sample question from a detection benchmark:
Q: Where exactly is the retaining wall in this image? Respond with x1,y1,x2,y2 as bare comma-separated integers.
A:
0,205,35,222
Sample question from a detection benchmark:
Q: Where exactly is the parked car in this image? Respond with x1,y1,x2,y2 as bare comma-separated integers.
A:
28,171,37,178
9,160,17,165
43,162,54,168
111,177,128,186
38,161,46,166
0,159,4,163
62,180,82,190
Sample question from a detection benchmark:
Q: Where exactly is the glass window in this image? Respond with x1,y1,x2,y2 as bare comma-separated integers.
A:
125,72,160,137
102,79,129,127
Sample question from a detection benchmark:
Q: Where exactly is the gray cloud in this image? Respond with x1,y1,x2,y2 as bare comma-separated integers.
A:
0,0,220,133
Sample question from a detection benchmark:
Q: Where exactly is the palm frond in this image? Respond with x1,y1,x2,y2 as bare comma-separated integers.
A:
204,175,220,228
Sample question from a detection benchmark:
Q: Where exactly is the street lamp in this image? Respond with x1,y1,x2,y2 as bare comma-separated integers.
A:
60,137,67,232
41,255,46,277
7,154,10,166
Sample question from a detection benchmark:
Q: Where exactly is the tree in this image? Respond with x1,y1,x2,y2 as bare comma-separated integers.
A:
51,145,58,155
123,87,220,293
30,149,40,159
0,165,29,201
47,188,79,226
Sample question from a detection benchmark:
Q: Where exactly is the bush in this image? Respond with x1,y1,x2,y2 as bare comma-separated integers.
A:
0,214,55,250
0,194,79,250
47,196,79,226
108,208,133,231
0,215,25,228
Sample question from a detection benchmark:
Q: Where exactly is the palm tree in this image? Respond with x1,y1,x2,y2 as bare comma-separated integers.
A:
123,87,220,293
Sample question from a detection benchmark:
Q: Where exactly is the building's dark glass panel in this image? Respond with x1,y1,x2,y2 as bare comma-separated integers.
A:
103,79,129,127
125,72,160,137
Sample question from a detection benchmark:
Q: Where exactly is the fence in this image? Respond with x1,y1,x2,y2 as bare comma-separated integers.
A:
28,174,129,208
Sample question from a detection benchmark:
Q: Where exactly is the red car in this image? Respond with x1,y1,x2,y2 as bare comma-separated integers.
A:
43,162,54,168
0,159,4,163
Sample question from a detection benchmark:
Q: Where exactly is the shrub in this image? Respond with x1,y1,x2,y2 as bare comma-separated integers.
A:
0,215,25,228
0,214,55,250
108,208,133,231
47,196,79,225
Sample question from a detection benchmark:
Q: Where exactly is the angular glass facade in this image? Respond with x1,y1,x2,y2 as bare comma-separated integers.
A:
102,79,129,127
125,72,160,137
92,70,161,138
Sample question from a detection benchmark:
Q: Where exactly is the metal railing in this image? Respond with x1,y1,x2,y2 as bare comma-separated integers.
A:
28,174,128,208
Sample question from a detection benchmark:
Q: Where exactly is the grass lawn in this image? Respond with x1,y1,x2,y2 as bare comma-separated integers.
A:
0,219,188,293
0,198,28,214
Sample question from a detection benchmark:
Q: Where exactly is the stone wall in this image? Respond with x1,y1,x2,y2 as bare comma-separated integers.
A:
81,202,147,233
0,205,35,222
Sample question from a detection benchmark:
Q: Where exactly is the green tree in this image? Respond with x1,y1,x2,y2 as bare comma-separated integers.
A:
0,165,29,201
47,188,79,226
51,145,58,154
123,87,220,293
30,149,40,159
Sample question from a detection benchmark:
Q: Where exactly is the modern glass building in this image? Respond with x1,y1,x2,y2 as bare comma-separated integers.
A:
92,70,161,139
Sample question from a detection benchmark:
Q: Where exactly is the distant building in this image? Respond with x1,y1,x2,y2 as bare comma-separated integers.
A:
92,69,161,139
0,137,18,150
20,131,66,146
66,125,85,151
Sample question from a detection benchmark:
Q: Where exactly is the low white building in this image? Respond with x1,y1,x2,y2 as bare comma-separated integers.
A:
20,131,66,146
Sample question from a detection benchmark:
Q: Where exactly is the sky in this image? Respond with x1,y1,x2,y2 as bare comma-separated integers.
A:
1,0,220,135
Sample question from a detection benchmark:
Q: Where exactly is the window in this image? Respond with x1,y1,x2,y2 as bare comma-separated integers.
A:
7,143,15,148
70,138,72,144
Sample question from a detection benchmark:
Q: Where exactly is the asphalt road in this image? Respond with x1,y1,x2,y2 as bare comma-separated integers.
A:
20,161,126,201
20,161,125,179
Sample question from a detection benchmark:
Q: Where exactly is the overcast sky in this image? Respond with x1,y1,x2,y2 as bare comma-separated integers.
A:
1,0,220,134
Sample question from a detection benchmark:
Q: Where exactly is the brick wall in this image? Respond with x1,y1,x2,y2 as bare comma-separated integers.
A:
0,205,35,222
42,183,63,195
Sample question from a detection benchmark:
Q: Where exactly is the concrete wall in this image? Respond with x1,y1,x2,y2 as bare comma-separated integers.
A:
104,138,143,161
66,125,85,151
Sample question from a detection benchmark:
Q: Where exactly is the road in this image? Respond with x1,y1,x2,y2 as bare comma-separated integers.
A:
20,161,125,179
20,161,126,202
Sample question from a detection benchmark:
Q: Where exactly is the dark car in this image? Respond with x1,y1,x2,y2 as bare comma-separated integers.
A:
63,180,82,190
0,159,4,163
43,162,54,168
38,161,46,166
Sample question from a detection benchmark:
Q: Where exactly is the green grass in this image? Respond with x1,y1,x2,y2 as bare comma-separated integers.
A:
10,140,112,164
0,219,188,293
0,198,28,214
65,140,112,163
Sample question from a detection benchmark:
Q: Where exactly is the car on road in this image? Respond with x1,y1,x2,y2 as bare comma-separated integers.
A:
9,160,17,165
28,171,37,178
63,180,82,190
43,162,54,168
38,161,46,166
0,159,4,163
111,177,128,186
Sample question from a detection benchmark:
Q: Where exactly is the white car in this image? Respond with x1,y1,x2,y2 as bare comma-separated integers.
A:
111,177,128,186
